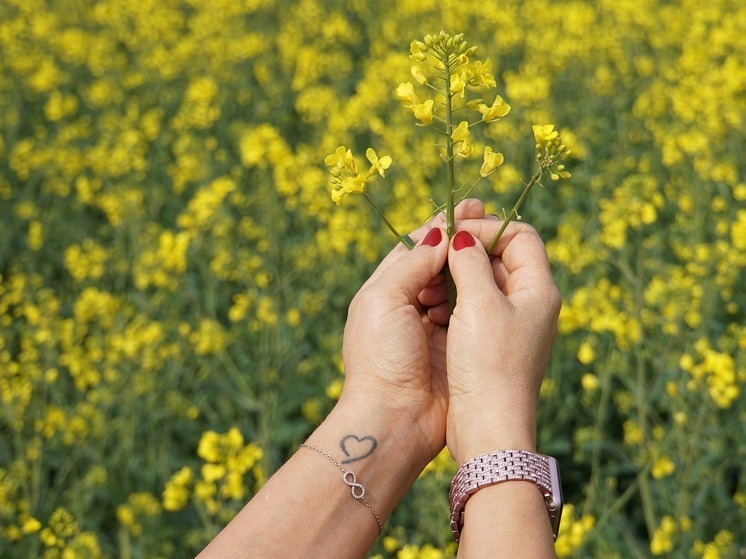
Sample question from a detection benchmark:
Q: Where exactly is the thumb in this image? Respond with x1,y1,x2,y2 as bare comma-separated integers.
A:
448,230,503,305
372,226,448,303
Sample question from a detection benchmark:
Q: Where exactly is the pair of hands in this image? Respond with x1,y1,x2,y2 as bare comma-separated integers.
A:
339,199,561,469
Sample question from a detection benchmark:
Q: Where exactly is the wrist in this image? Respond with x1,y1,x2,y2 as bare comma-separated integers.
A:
448,406,537,465
304,397,433,522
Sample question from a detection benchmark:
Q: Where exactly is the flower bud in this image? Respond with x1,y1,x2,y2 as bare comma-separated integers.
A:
465,46,478,57
424,34,434,47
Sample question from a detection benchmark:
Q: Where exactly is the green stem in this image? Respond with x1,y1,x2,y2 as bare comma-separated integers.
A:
443,54,457,309
458,176,483,203
444,74,456,239
362,192,414,249
486,168,542,253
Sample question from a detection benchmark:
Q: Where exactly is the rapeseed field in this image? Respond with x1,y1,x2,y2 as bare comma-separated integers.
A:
1,0,744,557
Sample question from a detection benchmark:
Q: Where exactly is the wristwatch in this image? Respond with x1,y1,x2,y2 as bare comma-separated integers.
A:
449,449,563,542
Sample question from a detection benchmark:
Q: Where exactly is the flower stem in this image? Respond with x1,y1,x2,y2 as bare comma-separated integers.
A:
486,169,542,253
443,54,457,309
444,86,456,236
362,192,414,249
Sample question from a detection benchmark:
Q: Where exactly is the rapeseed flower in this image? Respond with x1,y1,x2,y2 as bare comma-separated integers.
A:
479,146,504,178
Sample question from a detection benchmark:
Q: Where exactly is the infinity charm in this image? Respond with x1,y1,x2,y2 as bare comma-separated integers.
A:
343,471,365,499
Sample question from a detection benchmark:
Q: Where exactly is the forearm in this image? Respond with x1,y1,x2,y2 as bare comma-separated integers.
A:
197,399,430,559
457,481,556,558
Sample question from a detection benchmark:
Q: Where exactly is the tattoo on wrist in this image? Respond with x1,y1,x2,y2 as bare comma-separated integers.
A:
339,434,378,464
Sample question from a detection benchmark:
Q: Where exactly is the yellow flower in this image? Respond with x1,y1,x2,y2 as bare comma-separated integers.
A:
581,373,600,392
577,341,596,364
198,431,221,462
395,82,419,107
651,456,676,479
325,377,343,400
194,480,217,500
331,187,345,206
324,146,357,175
450,72,466,97
479,146,504,177
21,517,41,534
201,463,226,482
532,124,560,147
469,59,497,88
479,95,511,122
383,536,399,553
409,40,427,61
412,99,434,125
456,139,473,158
411,65,427,85
366,148,392,177
451,121,471,143
342,173,367,193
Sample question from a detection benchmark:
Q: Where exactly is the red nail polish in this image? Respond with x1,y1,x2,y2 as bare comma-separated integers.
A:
453,230,475,251
422,227,442,247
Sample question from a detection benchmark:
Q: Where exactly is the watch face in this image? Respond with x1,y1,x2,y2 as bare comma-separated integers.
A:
548,457,563,540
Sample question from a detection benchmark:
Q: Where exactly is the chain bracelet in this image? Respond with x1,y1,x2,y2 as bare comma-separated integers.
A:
299,443,383,535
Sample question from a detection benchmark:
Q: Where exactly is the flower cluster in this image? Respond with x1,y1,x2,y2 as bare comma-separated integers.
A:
324,146,391,206
194,428,264,507
554,504,595,557
532,125,572,180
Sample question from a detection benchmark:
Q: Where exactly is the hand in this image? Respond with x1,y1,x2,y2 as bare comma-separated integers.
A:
443,222,561,464
338,199,485,468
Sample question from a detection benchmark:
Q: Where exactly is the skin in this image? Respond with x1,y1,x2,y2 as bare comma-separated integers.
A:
197,199,560,559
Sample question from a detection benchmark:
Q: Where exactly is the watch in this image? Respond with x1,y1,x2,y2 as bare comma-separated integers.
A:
449,449,563,542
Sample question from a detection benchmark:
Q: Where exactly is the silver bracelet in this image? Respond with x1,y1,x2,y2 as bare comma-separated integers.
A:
449,449,563,542
299,443,383,535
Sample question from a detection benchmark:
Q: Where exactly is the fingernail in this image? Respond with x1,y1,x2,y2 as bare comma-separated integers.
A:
453,230,475,251
422,227,442,247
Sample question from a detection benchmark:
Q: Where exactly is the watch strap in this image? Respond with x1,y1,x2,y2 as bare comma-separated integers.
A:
449,449,562,542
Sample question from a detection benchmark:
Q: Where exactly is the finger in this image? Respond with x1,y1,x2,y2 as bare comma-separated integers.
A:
368,227,449,305
447,230,505,308
417,280,449,308
456,220,555,297
365,198,486,285
427,302,452,326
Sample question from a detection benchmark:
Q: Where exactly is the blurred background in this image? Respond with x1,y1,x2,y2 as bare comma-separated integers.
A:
0,0,744,557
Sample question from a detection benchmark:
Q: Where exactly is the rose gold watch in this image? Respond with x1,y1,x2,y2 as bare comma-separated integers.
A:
449,449,563,542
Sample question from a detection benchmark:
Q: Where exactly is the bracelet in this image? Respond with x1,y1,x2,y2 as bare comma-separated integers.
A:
449,449,563,542
299,443,383,535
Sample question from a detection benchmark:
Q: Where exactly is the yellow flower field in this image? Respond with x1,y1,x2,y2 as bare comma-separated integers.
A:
1,0,744,557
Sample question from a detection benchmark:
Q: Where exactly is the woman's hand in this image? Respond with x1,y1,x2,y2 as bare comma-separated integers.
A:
338,199,485,468
443,222,561,465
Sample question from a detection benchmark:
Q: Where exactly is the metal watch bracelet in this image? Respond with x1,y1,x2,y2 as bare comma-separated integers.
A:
449,449,563,542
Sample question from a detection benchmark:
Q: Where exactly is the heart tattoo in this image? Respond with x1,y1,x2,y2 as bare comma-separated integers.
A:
339,435,378,464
